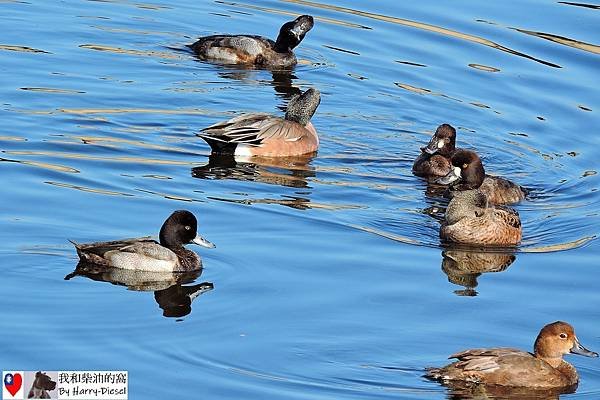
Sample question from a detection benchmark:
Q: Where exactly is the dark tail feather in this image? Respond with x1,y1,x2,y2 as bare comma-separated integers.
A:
198,135,239,155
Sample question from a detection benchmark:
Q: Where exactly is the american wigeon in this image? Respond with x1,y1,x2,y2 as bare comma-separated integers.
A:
188,15,314,68
441,189,522,246
198,88,320,157
70,210,215,272
426,321,598,390
437,149,526,205
413,124,459,178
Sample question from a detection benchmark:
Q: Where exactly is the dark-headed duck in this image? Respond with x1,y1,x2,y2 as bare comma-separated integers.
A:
198,88,320,157
70,210,215,272
441,189,522,246
413,124,459,178
188,15,314,68
426,321,598,390
437,149,526,205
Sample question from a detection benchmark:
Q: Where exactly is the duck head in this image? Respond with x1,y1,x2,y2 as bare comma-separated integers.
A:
285,87,321,126
422,124,456,156
534,321,598,367
159,210,215,249
436,149,485,189
274,15,314,52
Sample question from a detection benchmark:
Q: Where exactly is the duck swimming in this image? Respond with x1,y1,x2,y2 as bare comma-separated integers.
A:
426,321,598,390
70,210,215,272
413,124,459,178
441,189,522,246
198,88,320,157
437,149,526,205
188,15,314,68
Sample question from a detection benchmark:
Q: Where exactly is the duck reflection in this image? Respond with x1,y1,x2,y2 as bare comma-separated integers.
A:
214,66,302,103
440,248,516,296
440,380,566,400
64,264,213,318
192,153,316,189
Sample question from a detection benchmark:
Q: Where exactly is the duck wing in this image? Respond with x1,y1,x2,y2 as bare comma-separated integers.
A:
189,35,274,59
118,241,178,262
450,348,525,371
199,114,304,151
492,206,521,229
70,237,154,261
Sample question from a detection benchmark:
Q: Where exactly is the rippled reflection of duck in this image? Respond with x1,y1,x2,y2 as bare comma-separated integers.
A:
441,249,516,296
70,210,215,272
64,267,213,318
441,190,522,246
188,15,314,68
426,321,598,396
191,153,316,189
438,149,527,205
198,88,320,158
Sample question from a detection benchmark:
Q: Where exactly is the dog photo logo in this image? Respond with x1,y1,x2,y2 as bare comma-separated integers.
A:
25,371,58,399
3,371,25,399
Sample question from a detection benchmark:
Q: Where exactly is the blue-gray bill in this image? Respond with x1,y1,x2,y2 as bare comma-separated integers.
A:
570,338,598,357
192,234,216,249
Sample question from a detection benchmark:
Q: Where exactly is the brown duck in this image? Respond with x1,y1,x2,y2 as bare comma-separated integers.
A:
426,321,598,390
437,149,526,205
440,189,522,246
412,124,459,178
198,88,320,157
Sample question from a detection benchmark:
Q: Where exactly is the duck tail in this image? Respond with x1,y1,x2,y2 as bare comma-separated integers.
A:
197,134,239,155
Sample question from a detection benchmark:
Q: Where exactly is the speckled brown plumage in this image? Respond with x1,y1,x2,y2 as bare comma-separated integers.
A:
426,322,598,390
441,190,522,246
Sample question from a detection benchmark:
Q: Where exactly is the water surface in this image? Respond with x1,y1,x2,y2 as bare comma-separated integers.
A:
1,0,599,399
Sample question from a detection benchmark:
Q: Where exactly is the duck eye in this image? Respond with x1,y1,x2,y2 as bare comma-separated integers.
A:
462,163,468,169
184,225,191,231
559,333,568,339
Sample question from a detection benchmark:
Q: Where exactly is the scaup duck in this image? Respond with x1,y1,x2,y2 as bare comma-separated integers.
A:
70,210,215,272
413,124,459,178
198,87,320,157
441,189,522,246
188,15,314,68
437,149,526,205
426,321,598,389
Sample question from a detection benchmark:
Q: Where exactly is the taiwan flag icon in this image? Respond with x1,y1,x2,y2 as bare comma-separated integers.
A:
3,371,24,399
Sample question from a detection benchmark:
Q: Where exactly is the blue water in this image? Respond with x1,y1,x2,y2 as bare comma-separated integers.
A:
1,0,599,399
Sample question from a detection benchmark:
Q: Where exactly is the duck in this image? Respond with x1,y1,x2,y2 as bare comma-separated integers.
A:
437,149,526,205
412,124,459,178
440,189,522,246
426,321,598,390
188,15,314,68
198,87,320,157
70,210,215,272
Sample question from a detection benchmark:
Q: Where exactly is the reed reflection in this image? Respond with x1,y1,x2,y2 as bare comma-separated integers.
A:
64,266,213,318
440,248,516,296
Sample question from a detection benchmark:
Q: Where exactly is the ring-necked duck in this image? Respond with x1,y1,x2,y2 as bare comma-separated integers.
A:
70,210,215,272
437,149,526,205
198,88,320,157
413,124,459,178
441,189,522,246
426,321,598,389
188,15,314,68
